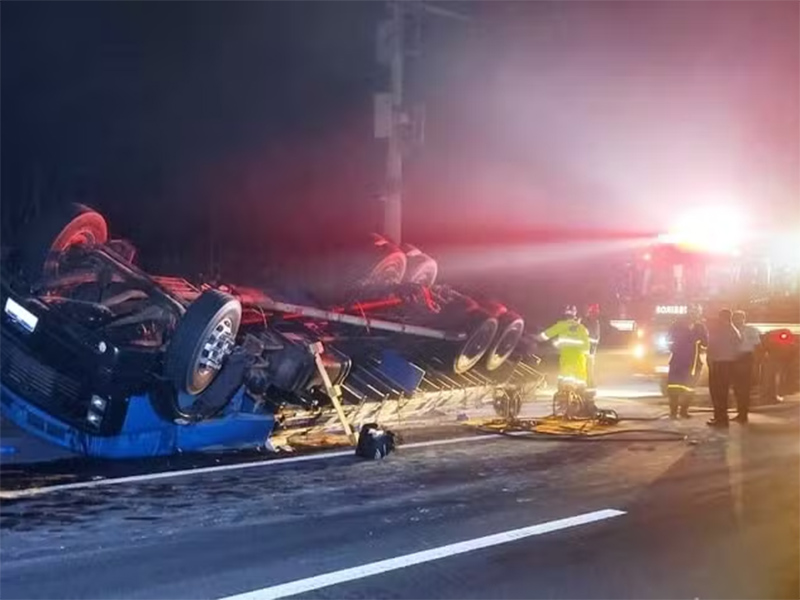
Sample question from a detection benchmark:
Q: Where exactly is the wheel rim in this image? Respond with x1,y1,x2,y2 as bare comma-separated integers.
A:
189,316,236,393
407,261,437,286
485,318,524,371
360,253,407,287
454,318,498,373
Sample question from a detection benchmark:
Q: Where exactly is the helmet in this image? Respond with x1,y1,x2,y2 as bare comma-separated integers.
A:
563,304,578,318
586,303,600,317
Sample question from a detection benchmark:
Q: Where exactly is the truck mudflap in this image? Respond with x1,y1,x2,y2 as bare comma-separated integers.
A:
0,384,274,459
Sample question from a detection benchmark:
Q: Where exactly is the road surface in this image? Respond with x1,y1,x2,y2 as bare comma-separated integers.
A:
1,401,797,600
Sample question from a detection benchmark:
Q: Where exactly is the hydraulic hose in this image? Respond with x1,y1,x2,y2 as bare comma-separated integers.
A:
473,425,689,443
468,410,690,443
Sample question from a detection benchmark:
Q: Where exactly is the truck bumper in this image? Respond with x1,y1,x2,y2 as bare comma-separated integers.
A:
0,384,274,459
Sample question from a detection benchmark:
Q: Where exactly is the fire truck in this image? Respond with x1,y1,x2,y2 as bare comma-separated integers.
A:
611,218,799,400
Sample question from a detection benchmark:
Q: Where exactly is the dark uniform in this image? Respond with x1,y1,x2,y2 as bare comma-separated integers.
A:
666,317,708,418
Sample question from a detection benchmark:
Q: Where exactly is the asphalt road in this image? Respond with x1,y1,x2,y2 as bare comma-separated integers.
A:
1,401,798,600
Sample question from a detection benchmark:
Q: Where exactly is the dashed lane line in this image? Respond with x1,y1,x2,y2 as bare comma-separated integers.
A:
0,433,516,499
217,508,627,600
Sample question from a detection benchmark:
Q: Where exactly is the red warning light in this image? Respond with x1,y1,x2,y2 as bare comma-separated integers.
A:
771,330,793,345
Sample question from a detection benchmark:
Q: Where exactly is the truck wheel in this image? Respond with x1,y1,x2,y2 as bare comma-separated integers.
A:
21,203,109,282
484,312,525,371
353,234,407,288
453,312,499,374
401,243,438,287
165,290,242,396
493,388,522,419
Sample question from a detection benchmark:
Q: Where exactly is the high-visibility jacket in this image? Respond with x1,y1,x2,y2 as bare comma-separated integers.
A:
540,319,591,385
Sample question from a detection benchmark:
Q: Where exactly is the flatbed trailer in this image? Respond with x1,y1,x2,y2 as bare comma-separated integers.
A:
0,204,544,459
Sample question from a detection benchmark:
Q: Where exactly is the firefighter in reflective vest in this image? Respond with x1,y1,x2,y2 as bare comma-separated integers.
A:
583,303,601,394
537,305,592,390
665,305,708,418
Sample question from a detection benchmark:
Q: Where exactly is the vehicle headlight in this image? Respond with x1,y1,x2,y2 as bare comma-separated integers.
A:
90,395,107,411
633,344,646,359
656,335,669,351
87,395,108,427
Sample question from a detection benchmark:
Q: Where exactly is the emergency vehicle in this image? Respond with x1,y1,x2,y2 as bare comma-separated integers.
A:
610,209,799,398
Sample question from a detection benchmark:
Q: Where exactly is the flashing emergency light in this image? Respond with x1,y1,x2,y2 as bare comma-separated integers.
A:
765,329,795,348
661,205,746,255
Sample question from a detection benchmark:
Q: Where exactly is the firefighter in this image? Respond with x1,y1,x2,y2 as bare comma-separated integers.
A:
665,304,707,418
583,303,601,394
537,305,592,394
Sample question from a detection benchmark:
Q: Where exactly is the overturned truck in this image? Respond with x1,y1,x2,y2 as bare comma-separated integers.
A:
0,204,543,458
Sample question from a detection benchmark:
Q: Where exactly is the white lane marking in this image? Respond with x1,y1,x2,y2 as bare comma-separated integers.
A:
726,429,745,525
0,434,507,499
218,509,626,600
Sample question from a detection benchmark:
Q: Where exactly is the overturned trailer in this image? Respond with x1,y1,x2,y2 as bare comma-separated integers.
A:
0,204,543,458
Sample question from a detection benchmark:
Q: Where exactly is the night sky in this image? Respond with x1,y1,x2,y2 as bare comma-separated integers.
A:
2,1,798,315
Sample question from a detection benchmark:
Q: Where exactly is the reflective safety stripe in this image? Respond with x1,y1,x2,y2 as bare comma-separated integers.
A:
588,337,600,344
667,384,694,392
553,337,586,347
558,375,586,386
690,340,701,377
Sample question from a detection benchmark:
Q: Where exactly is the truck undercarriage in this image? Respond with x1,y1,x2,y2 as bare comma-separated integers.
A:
1,204,544,458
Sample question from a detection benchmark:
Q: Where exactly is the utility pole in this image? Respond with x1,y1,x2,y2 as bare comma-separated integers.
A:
375,2,469,245
376,1,405,245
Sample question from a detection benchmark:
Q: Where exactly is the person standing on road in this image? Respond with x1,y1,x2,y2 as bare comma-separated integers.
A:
731,310,761,423
665,310,706,419
706,308,742,428
537,305,592,394
583,303,601,396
